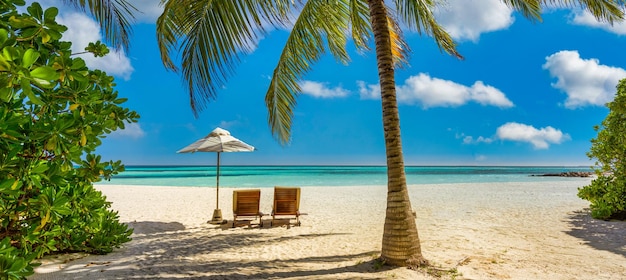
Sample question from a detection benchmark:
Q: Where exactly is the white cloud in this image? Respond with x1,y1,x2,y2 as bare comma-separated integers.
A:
496,122,569,149
434,0,514,42
300,80,350,98
463,135,494,144
58,13,134,80
543,50,626,108
357,81,380,99
571,11,626,35
398,74,468,107
357,74,513,108
109,122,145,139
130,0,163,23
468,81,514,107
218,120,241,129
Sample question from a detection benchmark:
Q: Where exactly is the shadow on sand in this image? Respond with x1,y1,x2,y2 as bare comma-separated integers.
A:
565,209,626,257
129,221,186,235
34,221,393,279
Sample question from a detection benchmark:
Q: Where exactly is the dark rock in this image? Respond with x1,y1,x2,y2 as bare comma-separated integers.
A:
531,171,593,177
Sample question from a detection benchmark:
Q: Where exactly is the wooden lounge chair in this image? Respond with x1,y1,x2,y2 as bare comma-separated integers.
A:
232,189,264,228
271,186,302,227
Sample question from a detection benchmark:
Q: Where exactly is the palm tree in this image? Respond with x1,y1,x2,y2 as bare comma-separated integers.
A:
70,0,624,267
365,0,460,266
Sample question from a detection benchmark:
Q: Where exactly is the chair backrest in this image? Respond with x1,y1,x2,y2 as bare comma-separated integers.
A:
233,189,261,216
273,187,300,215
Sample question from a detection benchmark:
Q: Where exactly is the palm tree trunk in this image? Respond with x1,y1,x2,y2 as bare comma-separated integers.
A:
366,0,427,268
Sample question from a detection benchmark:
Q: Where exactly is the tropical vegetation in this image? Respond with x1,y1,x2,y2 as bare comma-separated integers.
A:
578,78,626,220
0,1,137,278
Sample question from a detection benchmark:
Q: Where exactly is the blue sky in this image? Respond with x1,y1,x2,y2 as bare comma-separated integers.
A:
32,1,626,166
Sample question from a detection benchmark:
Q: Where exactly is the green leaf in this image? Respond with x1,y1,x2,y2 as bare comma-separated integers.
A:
27,2,44,20
44,7,58,22
30,66,58,80
0,56,10,71
45,135,57,150
71,58,86,70
46,28,63,41
31,163,49,174
0,88,14,102
8,16,38,28
2,46,19,61
113,98,127,104
0,179,17,190
0,29,8,45
41,30,51,43
53,206,72,216
22,49,39,68
21,78,44,105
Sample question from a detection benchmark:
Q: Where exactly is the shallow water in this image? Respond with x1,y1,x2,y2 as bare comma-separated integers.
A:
96,165,594,188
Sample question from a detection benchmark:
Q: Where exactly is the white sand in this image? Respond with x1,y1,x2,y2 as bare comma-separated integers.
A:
30,179,626,279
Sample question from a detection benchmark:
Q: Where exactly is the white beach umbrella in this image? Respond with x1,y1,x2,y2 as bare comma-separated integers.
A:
177,127,255,224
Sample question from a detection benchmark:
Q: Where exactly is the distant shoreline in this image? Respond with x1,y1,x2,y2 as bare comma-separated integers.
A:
531,171,595,177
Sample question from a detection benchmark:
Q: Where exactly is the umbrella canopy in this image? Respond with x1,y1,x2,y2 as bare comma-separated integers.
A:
177,127,255,153
177,127,255,224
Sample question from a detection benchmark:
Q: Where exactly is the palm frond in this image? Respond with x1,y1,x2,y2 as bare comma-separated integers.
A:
156,0,292,115
61,0,136,53
156,0,183,71
394,0,462,59
349,0,373,51
501,0,542,22
537,0,624,24
386,10,410,67
266,0,354,144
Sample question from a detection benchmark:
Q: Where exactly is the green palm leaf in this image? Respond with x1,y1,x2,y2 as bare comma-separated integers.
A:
537,0,625,24
501,0,542,21
394,0,462,59
156,0,292,114
61,0,136,52
501,0,625,24
349,0,373,51
266,0,356,144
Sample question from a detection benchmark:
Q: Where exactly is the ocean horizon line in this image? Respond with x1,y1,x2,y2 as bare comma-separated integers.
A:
121,164,594,168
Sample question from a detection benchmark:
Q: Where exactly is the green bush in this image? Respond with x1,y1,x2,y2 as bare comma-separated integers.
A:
578,78,626,220
0,1,137,278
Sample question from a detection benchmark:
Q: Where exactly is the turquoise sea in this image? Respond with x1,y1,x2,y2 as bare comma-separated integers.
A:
96,165,595,188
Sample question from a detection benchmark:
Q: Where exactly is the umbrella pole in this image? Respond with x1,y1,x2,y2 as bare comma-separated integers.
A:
209,152,223,224
216,152,220,207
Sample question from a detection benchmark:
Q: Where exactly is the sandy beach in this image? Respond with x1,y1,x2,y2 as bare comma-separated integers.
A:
30,179,626,279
